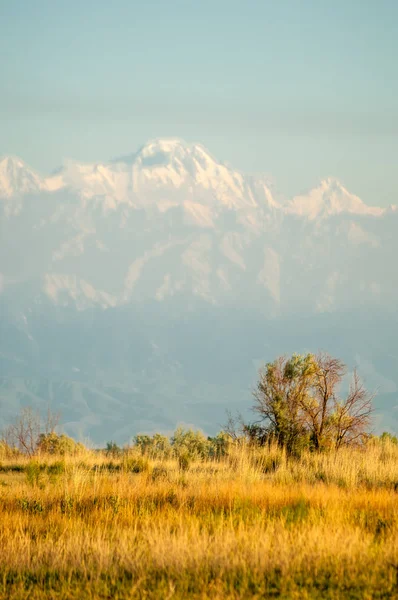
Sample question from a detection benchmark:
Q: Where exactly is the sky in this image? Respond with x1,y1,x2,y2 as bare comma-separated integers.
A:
1,0,397,205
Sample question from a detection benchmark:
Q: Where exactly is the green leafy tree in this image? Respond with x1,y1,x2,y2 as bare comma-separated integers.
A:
253,354,316,454
252,353,373,453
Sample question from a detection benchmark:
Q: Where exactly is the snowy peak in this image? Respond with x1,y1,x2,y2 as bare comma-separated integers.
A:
136,138,201,159
129,138,215,164
0,156,44,198
0,142,390,218
288,177,384,219
40,139,278,212
130,138,260,209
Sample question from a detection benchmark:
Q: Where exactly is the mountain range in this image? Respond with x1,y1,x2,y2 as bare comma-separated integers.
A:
1,139,397,442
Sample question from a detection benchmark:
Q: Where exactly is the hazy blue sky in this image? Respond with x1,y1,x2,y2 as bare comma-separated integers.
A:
1,0,397,204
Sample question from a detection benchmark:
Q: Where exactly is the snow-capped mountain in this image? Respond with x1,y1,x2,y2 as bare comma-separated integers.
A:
0,156,45,198
0,139,390,219
287,177,384,219
1,139,397,441
3,139,278,213
0,138,396,313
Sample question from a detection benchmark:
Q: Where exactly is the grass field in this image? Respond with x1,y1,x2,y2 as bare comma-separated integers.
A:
0,442,398,599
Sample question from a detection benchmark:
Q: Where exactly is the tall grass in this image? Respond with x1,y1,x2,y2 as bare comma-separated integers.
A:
0,441,397,598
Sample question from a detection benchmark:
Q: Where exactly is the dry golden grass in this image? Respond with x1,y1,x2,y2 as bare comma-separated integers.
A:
0,442,398,599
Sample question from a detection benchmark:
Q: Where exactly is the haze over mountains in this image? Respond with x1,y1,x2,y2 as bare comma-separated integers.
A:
1,139,397,442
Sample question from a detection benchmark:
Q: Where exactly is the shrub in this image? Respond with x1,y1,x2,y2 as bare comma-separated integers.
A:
207,431,231,458
171,427,210,460
105,441,122,457
134,433,171,458
38,433,81,456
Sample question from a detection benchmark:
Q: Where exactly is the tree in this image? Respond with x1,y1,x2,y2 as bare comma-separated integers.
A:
224,410,248,443
252,352,373,453
2,406,59,457
300,353,345,450
252,354,317,454
331,370,373,449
